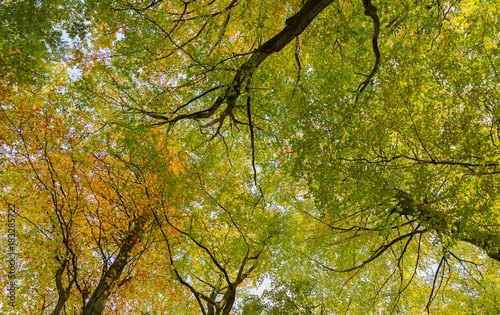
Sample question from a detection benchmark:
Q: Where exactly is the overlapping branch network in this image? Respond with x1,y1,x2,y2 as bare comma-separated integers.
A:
130,0,381,133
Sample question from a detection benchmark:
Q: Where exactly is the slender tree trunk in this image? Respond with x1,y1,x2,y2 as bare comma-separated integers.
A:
50,258,73,315
80,213,150,315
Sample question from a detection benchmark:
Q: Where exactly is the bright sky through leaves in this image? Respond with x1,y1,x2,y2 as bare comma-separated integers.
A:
1,0,500,314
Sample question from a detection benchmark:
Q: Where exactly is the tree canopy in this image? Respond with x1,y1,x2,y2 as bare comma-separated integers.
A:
1,0,500,314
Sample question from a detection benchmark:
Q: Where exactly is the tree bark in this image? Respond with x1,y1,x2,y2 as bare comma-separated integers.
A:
149,0,335,127
50,258,74,315
80,213,150,315
395,190,500,262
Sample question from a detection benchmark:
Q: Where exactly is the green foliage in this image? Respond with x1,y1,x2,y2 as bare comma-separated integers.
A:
2,0,500,314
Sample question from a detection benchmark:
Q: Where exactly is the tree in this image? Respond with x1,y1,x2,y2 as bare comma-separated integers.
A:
2,0,500,314
0,79,193,314
0,0,88,86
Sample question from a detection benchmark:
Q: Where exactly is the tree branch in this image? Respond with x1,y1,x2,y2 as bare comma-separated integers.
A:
395,189,500,262
356,0,380,101
143,0,334,130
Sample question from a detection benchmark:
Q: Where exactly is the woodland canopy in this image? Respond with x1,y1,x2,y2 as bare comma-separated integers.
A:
1,0,500,314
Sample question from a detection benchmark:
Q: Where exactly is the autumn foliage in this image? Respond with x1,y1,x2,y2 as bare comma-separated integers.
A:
2,0,500,314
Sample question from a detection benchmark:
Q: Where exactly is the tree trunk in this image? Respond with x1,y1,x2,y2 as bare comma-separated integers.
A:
80,213,150,315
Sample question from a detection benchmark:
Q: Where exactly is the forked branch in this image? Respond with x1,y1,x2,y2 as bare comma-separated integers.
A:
139,0,335,131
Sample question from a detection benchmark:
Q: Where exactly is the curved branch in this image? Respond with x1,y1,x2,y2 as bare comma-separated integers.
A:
356,0,380,101
315,228,426,273
145,0,334,129
50,257,75,315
